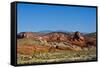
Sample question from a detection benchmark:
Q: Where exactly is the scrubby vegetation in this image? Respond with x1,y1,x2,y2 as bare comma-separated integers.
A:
17,47,96,64
17,32,97,64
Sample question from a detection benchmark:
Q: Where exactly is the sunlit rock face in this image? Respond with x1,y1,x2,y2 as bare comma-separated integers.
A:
42,32,86,47
42,32,70,42
70,31,86,47
17,31,96,50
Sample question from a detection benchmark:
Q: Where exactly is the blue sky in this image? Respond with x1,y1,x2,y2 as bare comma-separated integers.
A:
17,3,96,33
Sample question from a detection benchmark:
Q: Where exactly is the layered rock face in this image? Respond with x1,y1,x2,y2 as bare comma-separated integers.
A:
17,31,96,50
41,32,85,47
42,32,70,42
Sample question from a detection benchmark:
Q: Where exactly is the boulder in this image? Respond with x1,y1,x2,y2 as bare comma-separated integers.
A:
70,31,85,47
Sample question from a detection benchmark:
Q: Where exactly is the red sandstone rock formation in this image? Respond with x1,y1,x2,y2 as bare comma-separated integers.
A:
70,31,85,47
42,32,70,42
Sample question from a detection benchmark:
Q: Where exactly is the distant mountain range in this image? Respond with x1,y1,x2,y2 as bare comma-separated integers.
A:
38,30,70,33
85,32,96,37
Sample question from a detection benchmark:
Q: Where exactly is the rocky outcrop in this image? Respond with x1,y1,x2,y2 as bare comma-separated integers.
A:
17,32,39,38
17,31,96,51
70,31,85,47
42,32,70,42
41,31,86,47
85,36,96,47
